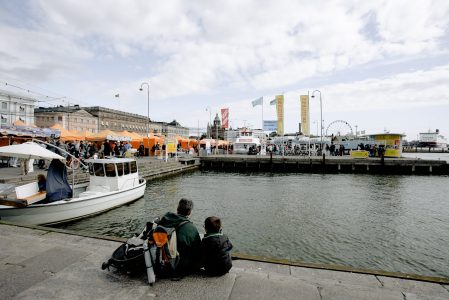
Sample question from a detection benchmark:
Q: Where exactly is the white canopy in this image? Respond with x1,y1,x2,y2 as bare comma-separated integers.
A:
0,142,65,161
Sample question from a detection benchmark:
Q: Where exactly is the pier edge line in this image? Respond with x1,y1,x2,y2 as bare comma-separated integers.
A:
232,252,449,285
1,221,448,285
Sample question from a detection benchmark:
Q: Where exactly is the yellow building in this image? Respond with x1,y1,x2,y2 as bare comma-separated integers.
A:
367,133,405,158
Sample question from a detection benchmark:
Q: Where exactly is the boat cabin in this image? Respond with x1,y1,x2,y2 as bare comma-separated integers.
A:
85,158,140,192
234,134,261,154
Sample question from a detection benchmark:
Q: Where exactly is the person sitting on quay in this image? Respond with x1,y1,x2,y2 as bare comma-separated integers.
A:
157,198,202,277
201,216,233,276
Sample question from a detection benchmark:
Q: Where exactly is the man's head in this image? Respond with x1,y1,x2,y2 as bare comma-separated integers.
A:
177,198,193,216
204,216,221,234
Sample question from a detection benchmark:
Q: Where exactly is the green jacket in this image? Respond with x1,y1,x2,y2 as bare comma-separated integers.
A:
158,212,201,275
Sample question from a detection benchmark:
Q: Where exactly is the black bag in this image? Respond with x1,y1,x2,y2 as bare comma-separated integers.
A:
102,222,154,275
102,236,146,275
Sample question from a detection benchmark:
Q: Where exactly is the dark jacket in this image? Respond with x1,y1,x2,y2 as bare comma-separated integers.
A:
201,233,233,276
158,212,201,276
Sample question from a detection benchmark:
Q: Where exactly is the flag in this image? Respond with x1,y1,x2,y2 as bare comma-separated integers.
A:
115,94,119,97
221,108,229,129
251,97,263,107
269,98,276,105
276,95,284,135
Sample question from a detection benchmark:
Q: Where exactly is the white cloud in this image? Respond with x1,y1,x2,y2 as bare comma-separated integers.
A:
1,0,448,138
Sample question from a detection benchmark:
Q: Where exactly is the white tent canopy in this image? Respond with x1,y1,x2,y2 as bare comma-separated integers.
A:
0,142,65,161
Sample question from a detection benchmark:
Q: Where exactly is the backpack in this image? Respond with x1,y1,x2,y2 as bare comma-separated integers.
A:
147,220,190,278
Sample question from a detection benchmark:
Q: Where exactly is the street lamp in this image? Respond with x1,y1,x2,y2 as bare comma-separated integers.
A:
206,106,211,138
311,90,323,150
139,82,150,155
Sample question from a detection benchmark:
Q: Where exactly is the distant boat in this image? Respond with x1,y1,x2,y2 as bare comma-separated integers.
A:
419,130,447,148
0,142,146,225
233,129,261,154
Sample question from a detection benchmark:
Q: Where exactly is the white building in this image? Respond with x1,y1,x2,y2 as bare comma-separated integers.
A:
0,90,36,127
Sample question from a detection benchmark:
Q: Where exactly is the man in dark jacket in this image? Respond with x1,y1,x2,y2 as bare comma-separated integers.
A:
157,198,201,277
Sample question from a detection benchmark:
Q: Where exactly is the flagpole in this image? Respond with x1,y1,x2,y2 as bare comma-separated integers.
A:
261,97,264,130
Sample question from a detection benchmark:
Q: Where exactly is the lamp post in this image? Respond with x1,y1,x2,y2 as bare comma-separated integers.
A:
311,90,323,150
139,82,150,156
206,106,211,138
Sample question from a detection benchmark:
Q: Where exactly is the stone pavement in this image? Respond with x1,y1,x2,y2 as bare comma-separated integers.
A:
1,223,448,300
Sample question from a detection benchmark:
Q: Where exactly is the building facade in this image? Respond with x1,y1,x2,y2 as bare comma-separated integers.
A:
35,106,98,132
0,90,36,127
34,105,189,139
207,113,225,140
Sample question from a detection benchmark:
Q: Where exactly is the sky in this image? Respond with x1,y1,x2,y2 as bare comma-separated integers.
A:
1,0,449,140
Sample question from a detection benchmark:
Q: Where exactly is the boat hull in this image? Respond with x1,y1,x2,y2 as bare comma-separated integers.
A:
0,179,146,225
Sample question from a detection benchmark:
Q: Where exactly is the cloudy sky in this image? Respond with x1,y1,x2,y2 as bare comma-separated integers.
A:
1,0,449,140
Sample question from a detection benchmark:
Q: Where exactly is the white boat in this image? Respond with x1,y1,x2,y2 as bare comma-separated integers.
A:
0,142,146,225
419,130,447,148
233,130,261,154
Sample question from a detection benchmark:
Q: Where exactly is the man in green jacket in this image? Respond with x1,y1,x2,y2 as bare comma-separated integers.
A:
158,198,201,277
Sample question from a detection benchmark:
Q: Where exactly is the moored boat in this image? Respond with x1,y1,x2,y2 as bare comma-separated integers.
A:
0,142,146,225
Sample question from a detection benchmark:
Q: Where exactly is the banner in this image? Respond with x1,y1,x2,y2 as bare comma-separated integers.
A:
252,97,263,107
276,95,284,135
300,95,310,136
263,120,277,131
221,108,229,129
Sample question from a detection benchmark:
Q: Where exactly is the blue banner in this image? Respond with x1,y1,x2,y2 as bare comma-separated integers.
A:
263,120,277,131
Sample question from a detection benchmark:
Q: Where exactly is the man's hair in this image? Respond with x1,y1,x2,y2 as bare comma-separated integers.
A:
177,198,193,216
204,216,221,234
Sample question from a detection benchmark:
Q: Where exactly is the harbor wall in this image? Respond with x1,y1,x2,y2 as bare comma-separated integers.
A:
199,155,449,175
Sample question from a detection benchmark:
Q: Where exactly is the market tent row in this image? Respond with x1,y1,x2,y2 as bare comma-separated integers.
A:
86,130,133,142
198,139,231,149
132,134,165,150
176,136,198,149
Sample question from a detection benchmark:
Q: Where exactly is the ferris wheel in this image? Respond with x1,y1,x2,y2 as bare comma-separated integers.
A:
325,120,353,136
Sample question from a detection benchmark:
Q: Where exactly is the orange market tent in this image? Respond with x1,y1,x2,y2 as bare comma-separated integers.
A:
199,138,216,147
123,131,143,143
189,139,198,148
86,129,132,142
131,134,165,152
217,140,230,148
176,136,190,149
50,124,82,141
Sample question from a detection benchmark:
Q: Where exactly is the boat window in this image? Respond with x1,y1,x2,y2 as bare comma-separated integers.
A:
116,163,124,176
94,163,105,177
130,161,137,173
124,162,130,175
105,163,116,177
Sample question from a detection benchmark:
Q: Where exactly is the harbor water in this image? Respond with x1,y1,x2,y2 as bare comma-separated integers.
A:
54,170,449,278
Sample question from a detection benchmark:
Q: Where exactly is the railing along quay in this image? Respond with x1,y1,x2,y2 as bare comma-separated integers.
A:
199,155,449,175
0,158,200,185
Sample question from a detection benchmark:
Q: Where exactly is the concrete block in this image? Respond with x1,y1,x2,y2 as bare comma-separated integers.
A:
404,292,449,300
229,272,320,300
0,246,88,299
233,259,291,275
378,276,449,298
320,284,404,300
290,266,381,288
143,273,236,300
0,234,52,265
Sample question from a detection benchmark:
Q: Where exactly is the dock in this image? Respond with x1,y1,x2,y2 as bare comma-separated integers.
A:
1,222,448,299
199,155,449,175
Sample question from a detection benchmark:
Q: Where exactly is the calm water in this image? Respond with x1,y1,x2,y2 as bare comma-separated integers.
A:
402,152,449,162
54,171,449,278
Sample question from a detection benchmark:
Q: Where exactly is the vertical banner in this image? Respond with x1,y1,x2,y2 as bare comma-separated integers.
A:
276,95,284,135
300,95,310,136
221,108,229,129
